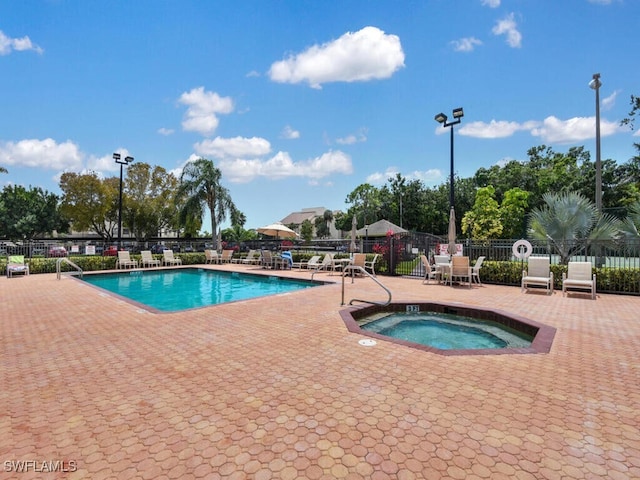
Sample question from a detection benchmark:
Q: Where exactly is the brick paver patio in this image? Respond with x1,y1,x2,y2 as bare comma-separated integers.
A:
1,264,639,479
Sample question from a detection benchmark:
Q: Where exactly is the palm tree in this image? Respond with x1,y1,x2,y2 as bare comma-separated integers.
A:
528,191,620,264
177,158,235,246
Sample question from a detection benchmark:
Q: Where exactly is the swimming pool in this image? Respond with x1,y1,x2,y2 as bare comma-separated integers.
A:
80,268,321,312
341,302,556,355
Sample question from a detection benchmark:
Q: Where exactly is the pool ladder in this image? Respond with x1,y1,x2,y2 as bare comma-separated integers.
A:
56,257,83,279
340,265,391,306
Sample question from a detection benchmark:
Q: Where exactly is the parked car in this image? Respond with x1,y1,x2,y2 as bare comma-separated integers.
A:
103,246,119,256
150,244,169,254
48,246,68,257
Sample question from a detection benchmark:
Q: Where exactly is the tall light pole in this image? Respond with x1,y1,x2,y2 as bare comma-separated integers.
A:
435,107,464,211
113,153,134,249
589,73,602,213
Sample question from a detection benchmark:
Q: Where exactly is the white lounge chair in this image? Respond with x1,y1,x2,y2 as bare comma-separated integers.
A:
117,251,138,269
7,255,29,277
219,249,234,263
241,250,260,265
471,256,485,285
309,253,335,272
562,261,596,299
521,256,553,294
162,249,182,266
140,250,160,268
204,249,219,264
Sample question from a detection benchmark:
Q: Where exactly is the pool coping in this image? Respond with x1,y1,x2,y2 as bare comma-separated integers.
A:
73,266,331,314
340,301,556,356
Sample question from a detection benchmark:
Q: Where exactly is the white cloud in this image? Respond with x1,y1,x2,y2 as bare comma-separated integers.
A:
157,127,175,136
86,148,135,173
634,130,640,137
457,120,539,138
481,0,501,7
268,26,405,89
219,150,353,183
0,138,82,170
178,87,234,136
366,166,442,186
194,136,271,159
530,115,621,143
587,0,613,4
281,125,300,139
450,37,483,52
602,89,621,111
492,13,522,48
336,128,368,145
0,30,43,55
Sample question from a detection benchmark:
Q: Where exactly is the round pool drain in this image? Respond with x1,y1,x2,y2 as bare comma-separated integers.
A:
358,339,377,347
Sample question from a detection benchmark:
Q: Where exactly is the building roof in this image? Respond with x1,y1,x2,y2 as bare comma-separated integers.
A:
356,219,407,237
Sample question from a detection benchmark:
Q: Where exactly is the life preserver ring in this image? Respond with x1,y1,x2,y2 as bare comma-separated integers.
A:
512,240,533,259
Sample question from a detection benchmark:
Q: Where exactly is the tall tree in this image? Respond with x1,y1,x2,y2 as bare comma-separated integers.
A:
0,185,68,239
500,188,530,239
59,172,120,240
461,186,503,240
177,158,235,242
124,162,180,241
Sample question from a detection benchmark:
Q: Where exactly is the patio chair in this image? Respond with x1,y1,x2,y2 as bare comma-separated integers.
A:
204,249,220,264
241,249,260,265
140,250,161,268
220,249,234,263
162,249,182,266
117,250,138,269
6,255,29,277
471,256,485,285
420,255,439,285
364,254,379,276
310,253,335,273
521,256,553,295
562,261,596,299
296,255,320,269
348,253,366,277
449,256,472,288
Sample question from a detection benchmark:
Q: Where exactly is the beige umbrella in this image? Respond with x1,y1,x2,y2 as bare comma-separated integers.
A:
350,215,358,253
216,228,222,252
257,222,298,239
447,206,457,255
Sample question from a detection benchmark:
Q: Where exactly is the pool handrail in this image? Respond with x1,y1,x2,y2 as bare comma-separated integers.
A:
340,264,391,306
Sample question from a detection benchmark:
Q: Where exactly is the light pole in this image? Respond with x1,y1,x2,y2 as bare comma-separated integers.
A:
434,107,464,211
589,73,602,213
113,153,134,249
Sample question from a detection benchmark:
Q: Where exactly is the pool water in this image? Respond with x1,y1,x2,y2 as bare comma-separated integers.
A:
360,312,533,350
80,268,319,312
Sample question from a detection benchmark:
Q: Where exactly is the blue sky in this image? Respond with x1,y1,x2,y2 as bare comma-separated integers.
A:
1,0,639,231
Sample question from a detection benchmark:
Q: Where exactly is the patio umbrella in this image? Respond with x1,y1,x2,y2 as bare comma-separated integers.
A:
216,228,222,252
350,215,358,253
257,222,298,239
447,206,457,255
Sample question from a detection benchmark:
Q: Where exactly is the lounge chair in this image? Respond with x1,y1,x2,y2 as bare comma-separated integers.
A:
220,249,234,263
204,249,220,264
296,255,320,269
471,256,485,285
521,256,553,294
6,255,29,277
309,253,335,272
562,261,596,299
348,253,366,277
162,249,182,266
279,251,293,269
140,250,161,268
117,251,138,269
241,250,260,265
420,254,439,284
364,254,379,276
449,256,472,288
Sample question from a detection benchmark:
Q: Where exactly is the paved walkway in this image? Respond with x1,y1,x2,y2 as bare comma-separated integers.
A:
1,265,639,479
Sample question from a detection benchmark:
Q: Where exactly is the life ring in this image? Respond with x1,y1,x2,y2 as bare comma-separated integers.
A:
512,240,532,259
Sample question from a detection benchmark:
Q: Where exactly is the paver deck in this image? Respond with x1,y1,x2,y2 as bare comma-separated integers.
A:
1,264,639,479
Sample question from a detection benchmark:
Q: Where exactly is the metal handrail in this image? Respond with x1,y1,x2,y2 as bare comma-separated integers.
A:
341,265,392,306
56,257,83,279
